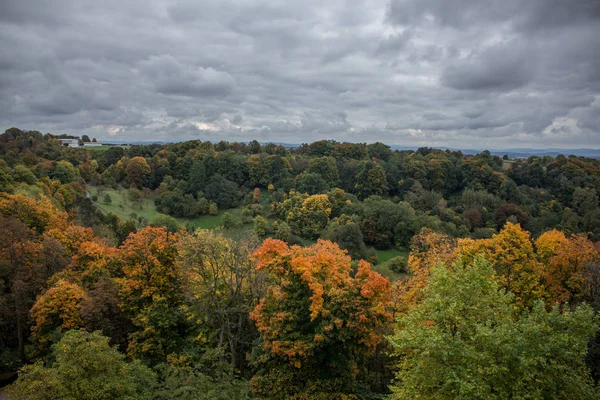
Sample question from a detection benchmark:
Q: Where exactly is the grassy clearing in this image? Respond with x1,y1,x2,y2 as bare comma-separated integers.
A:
84,145,130,152
375,248,409,263
88,186,160,222
188,208,244,230
89,185,249,231
373,247,410,282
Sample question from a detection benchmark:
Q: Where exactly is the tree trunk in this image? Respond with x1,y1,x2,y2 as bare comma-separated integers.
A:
17,313,25,362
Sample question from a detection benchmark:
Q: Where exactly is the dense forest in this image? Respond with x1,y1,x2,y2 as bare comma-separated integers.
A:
1,127,599,399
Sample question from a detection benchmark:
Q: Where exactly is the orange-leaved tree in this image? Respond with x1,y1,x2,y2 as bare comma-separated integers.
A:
536,230,599,305
250,239,391,399
116,226,183,362
480,222,545,310
30,279,87,351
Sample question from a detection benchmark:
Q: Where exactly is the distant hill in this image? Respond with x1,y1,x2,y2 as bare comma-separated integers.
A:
95,139,600,159
388,146,600,159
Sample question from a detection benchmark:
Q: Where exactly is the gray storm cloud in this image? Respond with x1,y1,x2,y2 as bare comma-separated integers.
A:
0,0,598,148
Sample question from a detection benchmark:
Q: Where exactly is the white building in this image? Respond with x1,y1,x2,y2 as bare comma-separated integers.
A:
58,138,80,148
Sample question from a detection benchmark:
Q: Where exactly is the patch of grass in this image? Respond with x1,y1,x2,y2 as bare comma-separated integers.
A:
375,247,409,263
90,185,256,232
85,145,130,152
88,186,160,222
372,247,410,282
188,207,245,230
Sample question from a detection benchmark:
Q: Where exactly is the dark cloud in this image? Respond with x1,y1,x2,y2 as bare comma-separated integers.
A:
139,55,235,98
0,0,598,148
441,41,537,91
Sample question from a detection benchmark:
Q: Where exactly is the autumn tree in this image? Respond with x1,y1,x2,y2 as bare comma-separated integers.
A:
0,193,69,234
67,241,133,348
30,279,87,351
286,193,332,239
125,156,152,188
389,257,598,400
397,224,547,313
252,187,261,203
250,239,391,399
480,222,545,310
117,227,184,362
536,230,599,305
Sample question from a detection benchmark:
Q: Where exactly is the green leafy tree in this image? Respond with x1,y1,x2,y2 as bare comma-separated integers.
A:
221,212,238,229
273,220,292,242
253,215,268,236
52,161,79,184
286,193,332,239
177,230,264,374
572,187,599,216
188,161,208,194
12,165,37,184
8,330,156,400
367,142,392,161
294,172,329,195
204,174,242,209
149,214,180,233
389,257,599,400
354,161,388,199
323,220,369,261
104,146,125,166
153,360,252,400
307,156,340,186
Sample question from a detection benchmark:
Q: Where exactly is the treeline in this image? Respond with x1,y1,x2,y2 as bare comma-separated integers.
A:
1,127,599,251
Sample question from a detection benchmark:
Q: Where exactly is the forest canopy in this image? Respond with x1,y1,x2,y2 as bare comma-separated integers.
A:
1,127,599,399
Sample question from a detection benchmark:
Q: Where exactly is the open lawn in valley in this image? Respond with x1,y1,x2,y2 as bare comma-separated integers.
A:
88,185,246,230
373,247,410,282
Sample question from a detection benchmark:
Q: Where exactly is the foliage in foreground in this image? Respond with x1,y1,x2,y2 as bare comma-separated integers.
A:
389,257,599,400
7,330,155,400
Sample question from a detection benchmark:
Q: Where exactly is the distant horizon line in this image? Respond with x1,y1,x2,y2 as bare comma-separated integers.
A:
95,139,600,154
9,129,600,156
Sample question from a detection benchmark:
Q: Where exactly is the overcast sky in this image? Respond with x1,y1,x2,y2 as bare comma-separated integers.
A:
1,0,599,148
